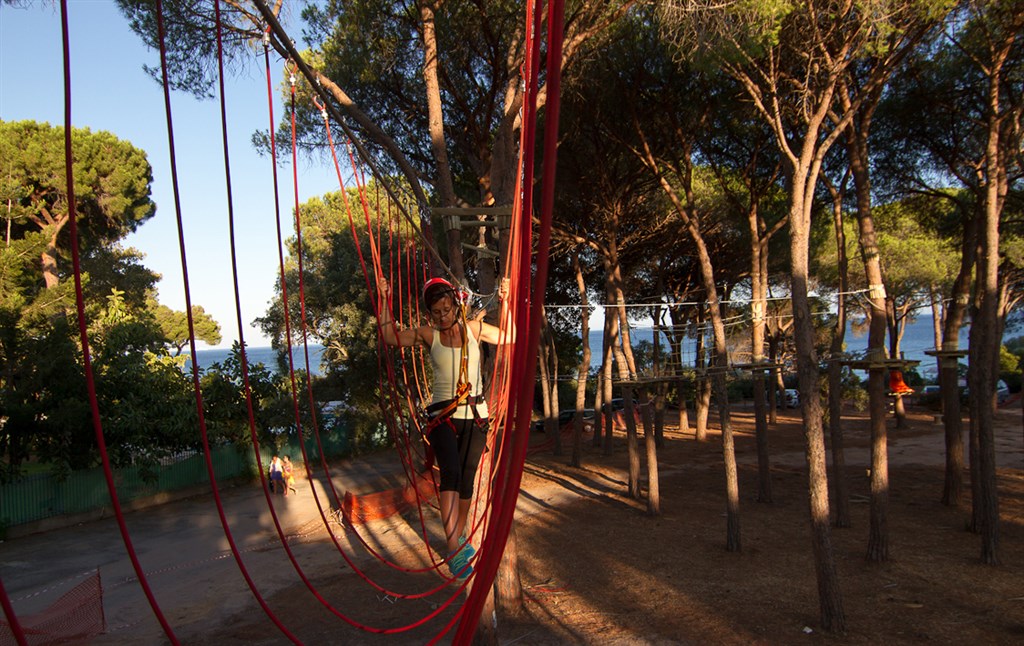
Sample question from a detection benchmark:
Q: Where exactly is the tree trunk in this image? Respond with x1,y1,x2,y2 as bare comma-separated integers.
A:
750,243,771,503
652,305,666,448
494,522,522,615
767,337,780,424
969,62,1006,565
538,333,550,420
618,307,659,508
694,314,710,442
669,311,691,434
417,2,464,281
789,173,845,633
824,173,851,528
847,124,890,563
571,250,590,469
41,220,68,289
543,317,562,456
674,211,740,551
654,382,666,446
600,320,615,456
642,386,660,515
940,209,975,507
887,299,909,429
608,288,642,500
931,291,943,380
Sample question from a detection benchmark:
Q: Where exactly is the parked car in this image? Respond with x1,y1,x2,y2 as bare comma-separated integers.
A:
997,379,1010,405
959,380,1010,405
609,398,640,411
533,409,595,432
783,389,800,408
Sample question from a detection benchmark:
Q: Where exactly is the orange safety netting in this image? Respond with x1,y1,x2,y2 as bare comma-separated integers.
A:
342,468,438,525
0,571,104,646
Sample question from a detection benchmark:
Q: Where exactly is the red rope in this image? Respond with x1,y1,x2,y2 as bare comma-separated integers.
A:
0,576,25,646
452,0,565,640
262,73,477,627
42,3,182,645
251,56,469,631
197,2,304,641
284,80,348,514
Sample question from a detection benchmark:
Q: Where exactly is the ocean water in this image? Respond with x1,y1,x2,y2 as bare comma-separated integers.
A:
586,315,981,378
184,345,325,376
186,315,991,379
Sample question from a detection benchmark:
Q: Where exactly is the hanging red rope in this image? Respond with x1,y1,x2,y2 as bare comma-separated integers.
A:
453,0,566,640
3,2,561,643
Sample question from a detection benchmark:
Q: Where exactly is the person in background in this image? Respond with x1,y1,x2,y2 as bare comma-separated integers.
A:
269,455,284,496
282,455,297,496
376,276,513,579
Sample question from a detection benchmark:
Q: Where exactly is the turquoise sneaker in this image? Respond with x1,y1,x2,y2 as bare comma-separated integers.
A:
458,535,477,560
447,543,473,579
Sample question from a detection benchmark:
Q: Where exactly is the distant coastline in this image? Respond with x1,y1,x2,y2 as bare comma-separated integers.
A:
182,315,1002,380
183,345,326,376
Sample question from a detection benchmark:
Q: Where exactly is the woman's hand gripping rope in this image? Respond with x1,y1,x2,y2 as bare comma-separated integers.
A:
376,277,401,346
470,277,510,322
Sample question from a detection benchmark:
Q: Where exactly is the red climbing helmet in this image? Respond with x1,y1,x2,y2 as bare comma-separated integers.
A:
423,277,456,305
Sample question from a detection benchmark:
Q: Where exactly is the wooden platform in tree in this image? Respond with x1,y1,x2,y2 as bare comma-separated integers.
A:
839,358,921,371
924,349,968,358
730,362,784,373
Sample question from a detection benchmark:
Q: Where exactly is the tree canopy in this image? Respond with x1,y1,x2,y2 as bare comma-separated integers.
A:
0,120,156,289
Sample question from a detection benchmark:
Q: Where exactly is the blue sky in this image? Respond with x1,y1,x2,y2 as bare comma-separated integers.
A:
0,0,342,348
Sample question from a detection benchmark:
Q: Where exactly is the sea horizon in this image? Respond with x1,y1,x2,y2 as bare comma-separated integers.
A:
186,314,1010,380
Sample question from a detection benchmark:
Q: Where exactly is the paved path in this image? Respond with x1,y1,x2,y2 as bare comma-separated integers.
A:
1,453,428,644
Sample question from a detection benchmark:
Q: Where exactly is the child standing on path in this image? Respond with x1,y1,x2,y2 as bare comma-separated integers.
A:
282,456,297,496
269,455,284,495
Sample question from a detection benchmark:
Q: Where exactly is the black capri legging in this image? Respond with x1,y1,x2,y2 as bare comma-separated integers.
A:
428,415,488,499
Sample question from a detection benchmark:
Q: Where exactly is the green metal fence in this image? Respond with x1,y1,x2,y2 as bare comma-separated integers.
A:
1,429,357,530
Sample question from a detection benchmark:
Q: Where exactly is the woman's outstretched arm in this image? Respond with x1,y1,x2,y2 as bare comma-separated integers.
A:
376,278,422,347
478,278,515,346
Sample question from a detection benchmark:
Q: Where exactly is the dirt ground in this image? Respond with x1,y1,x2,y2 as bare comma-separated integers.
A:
208,399,1024,644
4,398,1023,645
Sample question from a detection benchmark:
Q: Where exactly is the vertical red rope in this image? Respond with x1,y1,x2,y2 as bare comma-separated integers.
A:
208,2,304,640
0,576,25,646
453,0,566,640
53,2,181,643
284,74,348,516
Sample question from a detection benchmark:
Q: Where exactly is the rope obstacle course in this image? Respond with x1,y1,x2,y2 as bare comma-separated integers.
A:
0,0,566,644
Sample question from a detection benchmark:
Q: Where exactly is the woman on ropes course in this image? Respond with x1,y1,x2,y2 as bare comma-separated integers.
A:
375,275,513,579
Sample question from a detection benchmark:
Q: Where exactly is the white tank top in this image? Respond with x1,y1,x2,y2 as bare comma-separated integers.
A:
430,323,488,420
